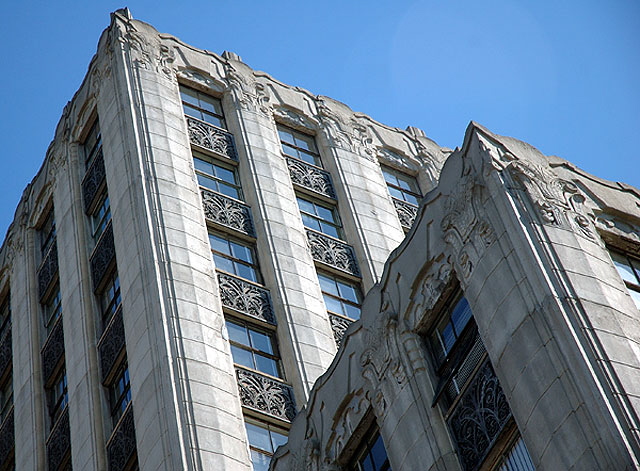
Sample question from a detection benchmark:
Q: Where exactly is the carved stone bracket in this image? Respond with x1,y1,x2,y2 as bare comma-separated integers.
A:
201,189,254,236
42,316,65,385
217,272,275,324
91,222,116,291
107,404,137,471
235,367,297,422
0,324,11,378
0,406,13,467
82,151,106,213
448,360,512,471
186,116,237,160
46,407,70,471
329,313,352,346
306,230,360,277
38,241,59,301
287,157,336,199
392,198,418,230
98,307,126,383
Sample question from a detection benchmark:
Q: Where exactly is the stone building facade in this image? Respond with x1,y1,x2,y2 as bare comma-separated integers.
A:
0,9,450,471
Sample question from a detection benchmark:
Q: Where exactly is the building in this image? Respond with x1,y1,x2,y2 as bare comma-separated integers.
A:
1,8,639,471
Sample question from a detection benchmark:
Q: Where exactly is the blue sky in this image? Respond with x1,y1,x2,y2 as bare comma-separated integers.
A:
0,1,638,240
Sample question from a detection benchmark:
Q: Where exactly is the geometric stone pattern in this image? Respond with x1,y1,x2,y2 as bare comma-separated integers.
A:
306,229,360,277
286,157,336,199
90,222,116,291
392,198,418,230
41,316,65,385
448,360,512,471
217,272,275,324
38,241,59,300
106,404,137,471
201,189,254,237
82,152,106,213
46,407,70,471
0,406,13,467
328,313,352,347
186,116,237,160
235,367,296,422
98,307,126,383
0,324,11,378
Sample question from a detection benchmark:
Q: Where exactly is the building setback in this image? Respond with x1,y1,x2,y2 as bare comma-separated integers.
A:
1,8,640,471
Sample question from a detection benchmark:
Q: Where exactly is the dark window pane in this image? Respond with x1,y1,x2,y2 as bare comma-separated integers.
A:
226,321,249,345
230,345,254,370
255,355,279,377
249,330,273,354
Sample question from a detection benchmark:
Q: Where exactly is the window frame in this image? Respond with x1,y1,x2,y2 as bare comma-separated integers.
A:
317,271,362,320
109,362,131,427
100,271,121,330
347,422,392,471
48,369,68,428
0,295,10,341
40,209,56,258
0,374,12,424
226,318,282,379
277,124,322,167
381,164,422,206
193,150,243,200
91,191,112,243
84,119,103,170
609,248,640,310
296,195,343,240
42,283,62,336
209,232,261,284
244,418,289,471
179,84,227,130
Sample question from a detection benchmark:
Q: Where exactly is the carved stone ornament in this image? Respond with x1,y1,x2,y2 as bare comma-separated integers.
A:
178,69,224,93
117,22,176,80
107,404,137,471
201,189,254,236
406,261,452,329
287,157,336,199
327,390,368,463
98,306,126,383
38,241,59,301
351,120,376,161
441,168,496,281
91,222,116,291
217,272,275,324
0,406,13,466
235,367,297,422
47,407,71,471
448,360,512,471
0,324,11,378
328,313,352,346
42,316,65,384
392,198,418,230
507,160,595,240
315,100,353,152
595,213,640,253
82,150,106,213
187,116,238,160
306,230,360,277
225,64,272,115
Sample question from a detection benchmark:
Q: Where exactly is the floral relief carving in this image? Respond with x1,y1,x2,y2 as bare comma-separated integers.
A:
201,189,254,236
327,390,368,463
91,222,116,290
217,272,275,324
235,367,297,422
38,241,59,300
316,100,353,151
187,117,238,160
0,324,11,378
98,307,126,382
0,406,13,466
107,404,137,471
328,314,352,346
306,230,360,277
392,198,418,229
82,151,106,213
225,64,272,115
46,407,70,471
287,157,336,199
41,316,65,384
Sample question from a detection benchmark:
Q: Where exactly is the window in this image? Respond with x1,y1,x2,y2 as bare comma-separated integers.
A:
193,151,242,199
48,369,68,427
180,85,226,129
494,435,535,471
40,209,56,257
101,272,121,329
348,425,391,471
0,375,12,424
0,295,9,340
610,249,640,309
84,119,103,169
245,420,288,471
277,124,321,167
91,192,112,242
318,272,362,320
109,363,131,427
43,284,62,336
381,165,421,206
297,196,342,239
227,319,281,378
429,295,473,368
209,233,260,283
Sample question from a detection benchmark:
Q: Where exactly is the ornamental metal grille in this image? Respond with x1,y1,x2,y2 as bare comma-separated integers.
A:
46,407,70,471
235,367,296,422
201,189,254,236
106,404,137,471
448,360,512,471
82,152,106,213
0,324,10,378
38,241,59,301
306,229,360,277
41,316,65,384
392,198,418,230
217,272,275,324
186,116,237,160
286,157,336,199
98,307,126,383
90,221,116,291
329,313,352,346
0,406,13,467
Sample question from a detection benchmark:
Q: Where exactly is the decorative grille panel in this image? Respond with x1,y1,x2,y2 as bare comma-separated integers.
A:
98,307,126,383
329,313,352,346
38,241,59,300
235,367,296,422
90,222,116,291
186,116,237,160
106,404,137,471
286,157,335,198
0,407,13,467
41,316,65,384
46,407,70,471
201,189,254,236
392,198,418,230
306,230,360,277
217,272,275,324
0,324,11,378
82,152,106,213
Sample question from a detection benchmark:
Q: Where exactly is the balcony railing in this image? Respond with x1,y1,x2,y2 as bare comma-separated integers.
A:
217,272,275,325
186,116,237,160
0,406,14,468
286,157,335,199
82,151,106,213
392,198,418,230
46,407,70,471
235,366,296,422
106,404,137,471
98,306,126,383
201,189,254,237
38,240,59,300
90,221,116,291
306,229,360,277
41,316,65,385
0,323,11,378
328,313,353,347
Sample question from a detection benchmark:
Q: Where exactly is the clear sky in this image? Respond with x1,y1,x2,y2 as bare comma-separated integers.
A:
1,0,638,240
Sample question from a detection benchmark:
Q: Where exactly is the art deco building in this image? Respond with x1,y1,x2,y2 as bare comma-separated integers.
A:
2,8,640,471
